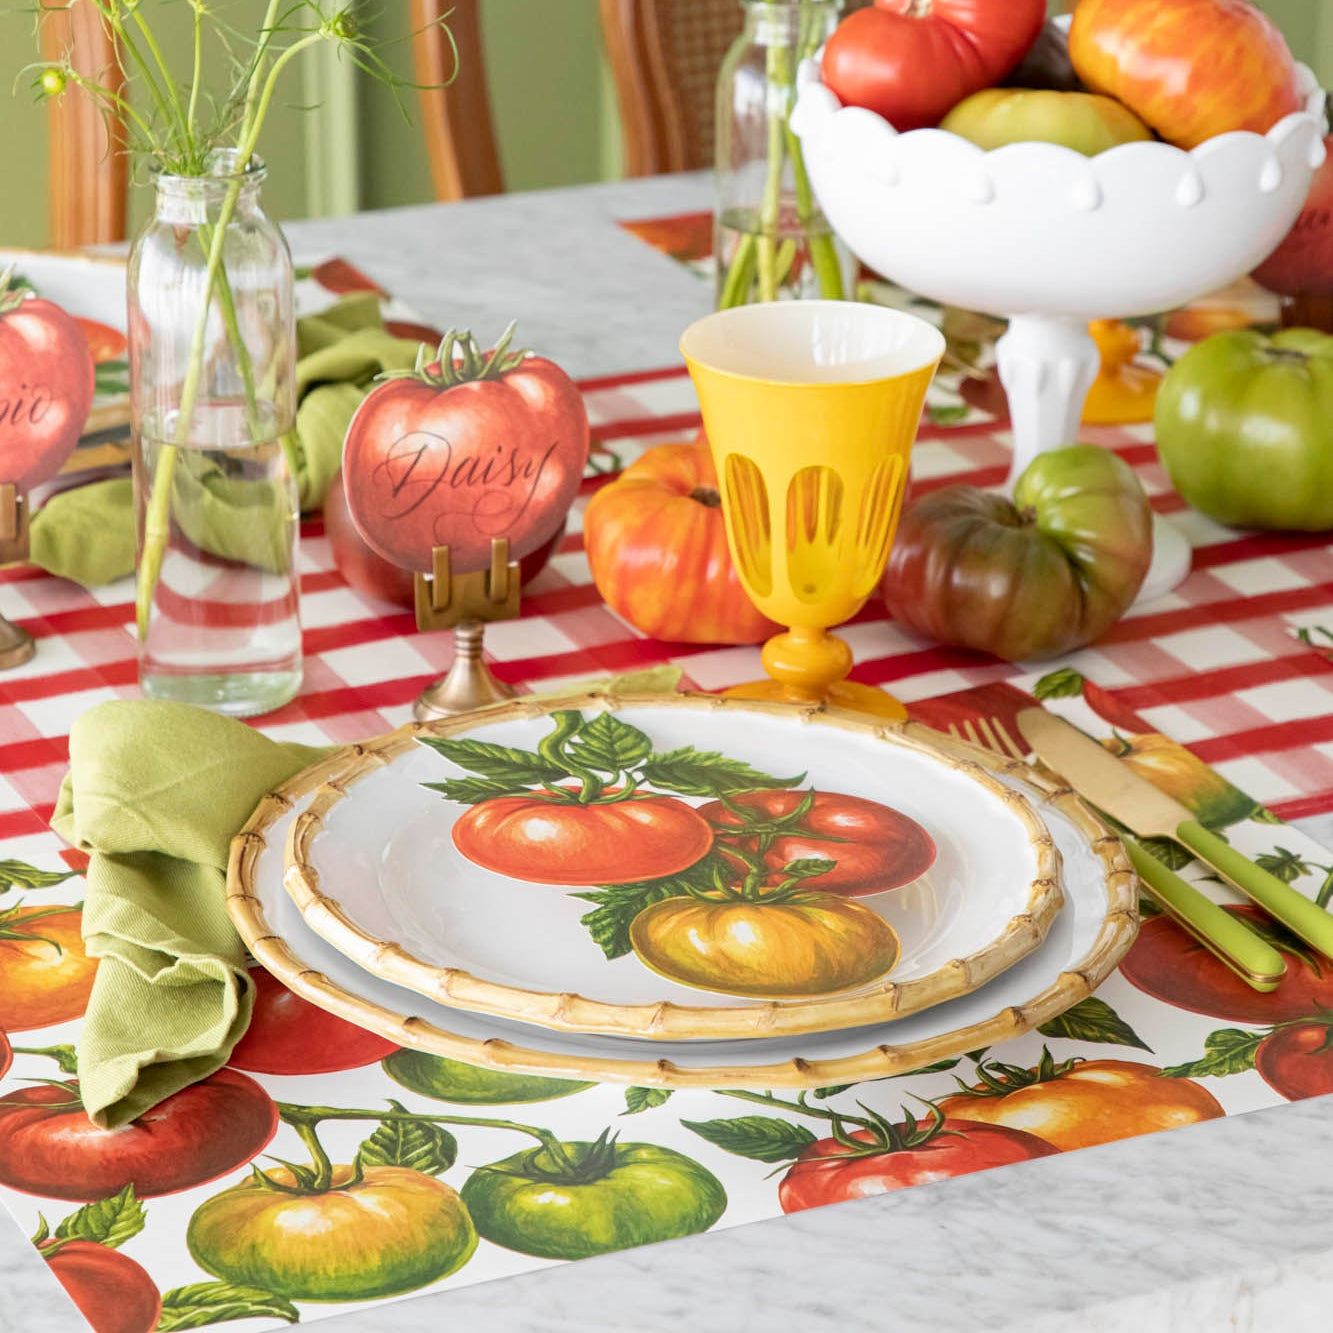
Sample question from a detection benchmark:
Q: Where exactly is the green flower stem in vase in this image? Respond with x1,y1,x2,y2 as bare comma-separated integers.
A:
32,2,445,714
715,0,848,309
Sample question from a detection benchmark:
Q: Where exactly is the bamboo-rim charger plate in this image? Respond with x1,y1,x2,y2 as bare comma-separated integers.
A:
227,717,1137,1090
280,694,1063,1040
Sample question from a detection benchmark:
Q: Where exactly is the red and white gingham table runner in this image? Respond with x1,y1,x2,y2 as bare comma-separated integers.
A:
3,358,1332,873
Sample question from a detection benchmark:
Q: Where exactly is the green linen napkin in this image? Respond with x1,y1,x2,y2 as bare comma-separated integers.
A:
52,669,682,1128
27,295,423,589
51,700,330,1128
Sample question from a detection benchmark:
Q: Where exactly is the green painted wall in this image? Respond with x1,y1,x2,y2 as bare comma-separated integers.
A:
0,0,1327,247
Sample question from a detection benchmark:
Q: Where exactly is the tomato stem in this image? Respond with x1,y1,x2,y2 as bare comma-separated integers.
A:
275,1102,563,1157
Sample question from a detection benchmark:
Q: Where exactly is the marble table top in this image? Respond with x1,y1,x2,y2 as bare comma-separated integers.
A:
4,172,1332,1333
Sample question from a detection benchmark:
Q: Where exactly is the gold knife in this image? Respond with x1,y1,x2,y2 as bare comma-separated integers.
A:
1018,707,1333,962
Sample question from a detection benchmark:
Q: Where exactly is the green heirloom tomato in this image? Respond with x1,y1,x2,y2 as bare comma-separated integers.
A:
881,443,1152,662
187,1164,477,1301
941,88,1152,156
1154,329,1333,531
461,1134,726,1260
382,1050,595,1104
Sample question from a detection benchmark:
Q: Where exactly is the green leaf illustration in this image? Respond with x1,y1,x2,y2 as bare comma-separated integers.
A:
1162,1028,1264,1079
155,1282,299,1330
53,1184,145,1250
1254,847,1312,884
357,1107,457,1175
622,1087,673,1115
681,1115,816,1163
1033,668,1085,701
573,881,683,960
888,1058,962,1079
926,402,970,425
568,712,653,775
417,735,565,787
640,747,803,798
1038,996,1152,1052
94,360,130,397
1136,835,1195,872
421,776,531,805
0,860,77,893
813,1085,853,1098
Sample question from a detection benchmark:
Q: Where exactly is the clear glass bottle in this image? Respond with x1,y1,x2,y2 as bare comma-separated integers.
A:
128,151,301,717
714,0,853,308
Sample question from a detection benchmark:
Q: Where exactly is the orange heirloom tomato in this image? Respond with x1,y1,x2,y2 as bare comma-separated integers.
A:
452,791,714,886
1105,733,1257,830
629,891,899,998
937,1057,1224,1151
1069,0,1304,150
583,440,779,645
0,904,98,1031
72,318,127,365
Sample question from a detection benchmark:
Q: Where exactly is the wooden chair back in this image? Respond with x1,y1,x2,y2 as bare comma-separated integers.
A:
43,0,127,248
411,0,504,200
601,0,872,176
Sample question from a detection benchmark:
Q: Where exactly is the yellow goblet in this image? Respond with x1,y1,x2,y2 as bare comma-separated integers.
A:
681,301,944,719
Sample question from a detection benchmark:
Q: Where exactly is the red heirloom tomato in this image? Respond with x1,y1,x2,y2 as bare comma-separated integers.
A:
325,466,566,609
453,790,713,885
1253,133,1333,299
699,789,935,897
937,1055,1224,1151
1255,1023,1333,1101
0,903,98,1032
228,966,399,1075
779,1119,1056,1213
582,438,779,645
71,318,127,365
822,0,1046,133
1121,905,1333,1024
42,1241,161,1333
0,1030,11,1080
188,1164,477,1301
0,1069,278,1200
342,326,589,574
0,279,95,492
1069,0,1304,150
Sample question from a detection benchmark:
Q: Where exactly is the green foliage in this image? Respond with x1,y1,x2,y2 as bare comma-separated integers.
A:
681,1115,816,1163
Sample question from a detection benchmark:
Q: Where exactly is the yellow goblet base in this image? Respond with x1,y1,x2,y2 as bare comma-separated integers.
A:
721,626,907,720
722,677,907,720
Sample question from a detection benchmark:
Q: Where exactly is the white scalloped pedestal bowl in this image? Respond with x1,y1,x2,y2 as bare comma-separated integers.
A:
790,64,1327,319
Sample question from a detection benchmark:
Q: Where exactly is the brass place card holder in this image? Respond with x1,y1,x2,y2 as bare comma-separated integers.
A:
0,483,34,670
412,537,521,721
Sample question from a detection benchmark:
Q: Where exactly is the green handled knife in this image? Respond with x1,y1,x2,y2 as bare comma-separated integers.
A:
1018,707,1333,962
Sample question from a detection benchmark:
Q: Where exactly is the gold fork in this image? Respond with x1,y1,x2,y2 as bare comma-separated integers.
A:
947,716,1286,992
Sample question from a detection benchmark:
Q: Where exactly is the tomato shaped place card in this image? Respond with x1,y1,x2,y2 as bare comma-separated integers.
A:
341,324,590,575
280,695,1070,1046
0,270,94,493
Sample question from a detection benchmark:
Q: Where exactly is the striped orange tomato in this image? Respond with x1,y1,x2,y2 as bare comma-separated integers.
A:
583,439,778,644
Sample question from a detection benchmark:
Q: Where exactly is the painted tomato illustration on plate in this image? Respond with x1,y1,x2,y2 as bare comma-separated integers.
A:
778,1116,1057,1213
452,789,714,886
628,861,900,999
342,325,589,573
1120,905,1333,1024
0,1069,278,1200
188,1163,477,1301
460,1131,726,1260
936,1052,1224,1151
42,1241,160,1333
0,902,99,1031
0,277,95,492
700,789,935,897
227,966,400,1075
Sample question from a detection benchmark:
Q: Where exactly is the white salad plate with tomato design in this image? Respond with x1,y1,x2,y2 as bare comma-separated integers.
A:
277,694,1064,1040
228,712,1137,1089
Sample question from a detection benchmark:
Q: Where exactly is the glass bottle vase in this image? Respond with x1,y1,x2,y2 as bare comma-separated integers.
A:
127,151,301,717
714,0,853,308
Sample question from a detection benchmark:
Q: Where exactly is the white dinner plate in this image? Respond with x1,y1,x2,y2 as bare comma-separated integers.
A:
228,716,1137,1090
280,696,1064,1039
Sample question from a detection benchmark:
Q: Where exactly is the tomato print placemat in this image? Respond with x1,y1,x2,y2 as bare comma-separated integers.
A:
4,275,1333,1330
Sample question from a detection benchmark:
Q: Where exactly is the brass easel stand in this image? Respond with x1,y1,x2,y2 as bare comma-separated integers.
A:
412,538,521,721
0,483,34,670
